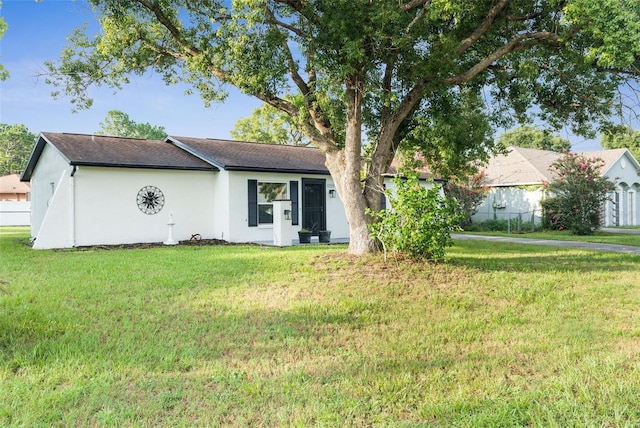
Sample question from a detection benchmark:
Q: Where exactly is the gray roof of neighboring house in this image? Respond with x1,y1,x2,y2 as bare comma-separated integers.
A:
483,146,560,186
21,132,216,181
581,148,632,176
482,146,636,187
167,136,329,174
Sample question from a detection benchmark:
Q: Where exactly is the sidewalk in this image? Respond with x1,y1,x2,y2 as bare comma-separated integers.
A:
452,232,640,255
600,227,640,234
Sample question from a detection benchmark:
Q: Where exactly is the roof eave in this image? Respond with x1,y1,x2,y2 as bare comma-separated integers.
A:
487,181,545,187
69,162,218,172
20,135,47,181
224,166,330,175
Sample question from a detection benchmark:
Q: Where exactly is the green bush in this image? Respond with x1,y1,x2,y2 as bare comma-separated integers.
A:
545,152,614,235
541,197,563,230
368,176,463,262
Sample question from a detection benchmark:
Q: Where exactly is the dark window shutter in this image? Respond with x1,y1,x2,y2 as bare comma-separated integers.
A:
380,184,387,210
248,179,258,227
290,180,299,225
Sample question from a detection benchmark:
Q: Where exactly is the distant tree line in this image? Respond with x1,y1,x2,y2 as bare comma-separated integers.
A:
0,124,37,176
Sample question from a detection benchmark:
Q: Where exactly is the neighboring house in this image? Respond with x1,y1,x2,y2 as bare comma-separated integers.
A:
22,132,436,249
0,174,30,201
0,174,31,226
472,146,640,227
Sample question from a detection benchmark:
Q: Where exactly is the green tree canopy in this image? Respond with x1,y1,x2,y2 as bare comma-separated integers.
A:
232,96,309,146
44,0,640,255
0,2,9,81
600,125,640,160
96,110,167,140
498,125,572,152
0,124,37,176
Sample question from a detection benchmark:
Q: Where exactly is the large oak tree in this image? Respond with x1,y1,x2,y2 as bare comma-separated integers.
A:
45,0,640,254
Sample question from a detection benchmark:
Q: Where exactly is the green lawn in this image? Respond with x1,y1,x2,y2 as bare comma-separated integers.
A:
2,227,640,426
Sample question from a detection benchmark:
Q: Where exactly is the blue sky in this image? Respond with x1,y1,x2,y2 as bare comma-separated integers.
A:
0,0,261,138
0,0,605,150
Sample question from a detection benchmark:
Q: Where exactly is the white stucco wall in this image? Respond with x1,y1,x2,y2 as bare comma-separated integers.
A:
29,144,71,240
72,167,217,247
382,177,443,199
324,180,350,239
472,186,545,224
602,153,640,227
225,171,349,243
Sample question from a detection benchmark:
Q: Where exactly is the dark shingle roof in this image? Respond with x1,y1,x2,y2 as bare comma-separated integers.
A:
168,136,329,174
21,132,216,181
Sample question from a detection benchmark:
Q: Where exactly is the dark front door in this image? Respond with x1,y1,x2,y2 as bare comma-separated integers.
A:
302,178,326,234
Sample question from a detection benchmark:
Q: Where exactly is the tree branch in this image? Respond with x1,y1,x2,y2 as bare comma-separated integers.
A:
405,7,427,34
135,0,198,56
506,12,543,21
456,0,511,56
400,0,431,12
264,5,307,38
134,0,234,83
272,0,317,25
277,39,336,150
448,31,560,85
367,76,430,187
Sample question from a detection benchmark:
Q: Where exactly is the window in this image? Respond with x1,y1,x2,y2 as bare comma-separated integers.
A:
258,182,287,224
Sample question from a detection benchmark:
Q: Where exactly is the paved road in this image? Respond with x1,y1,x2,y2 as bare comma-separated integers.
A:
452,232,640,255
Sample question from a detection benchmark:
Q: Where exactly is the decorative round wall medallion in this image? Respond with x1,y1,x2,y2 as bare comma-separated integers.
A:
136,185,165,215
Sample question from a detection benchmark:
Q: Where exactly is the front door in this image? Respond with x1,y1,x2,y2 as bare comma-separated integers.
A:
302,178,326,234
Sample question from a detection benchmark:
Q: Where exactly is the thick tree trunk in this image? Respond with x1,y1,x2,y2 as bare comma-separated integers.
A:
325,150,377,255
324,75,378,255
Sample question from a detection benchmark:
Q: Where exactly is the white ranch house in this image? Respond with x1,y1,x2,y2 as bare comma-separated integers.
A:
472,146,640,227
21,132,437,249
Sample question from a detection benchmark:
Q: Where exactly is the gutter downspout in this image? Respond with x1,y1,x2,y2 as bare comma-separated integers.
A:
69,166,76,247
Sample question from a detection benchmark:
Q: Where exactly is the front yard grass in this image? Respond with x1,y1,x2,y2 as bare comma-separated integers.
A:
2,227,640,426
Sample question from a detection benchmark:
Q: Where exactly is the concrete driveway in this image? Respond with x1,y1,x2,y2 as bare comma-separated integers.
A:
452,231,640,255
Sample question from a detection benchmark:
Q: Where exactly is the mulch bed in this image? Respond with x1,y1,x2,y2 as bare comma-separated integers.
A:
71,238,236,251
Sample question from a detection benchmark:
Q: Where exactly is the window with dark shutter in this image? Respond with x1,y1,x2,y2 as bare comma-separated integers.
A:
290,180,299,225
248,179,258,227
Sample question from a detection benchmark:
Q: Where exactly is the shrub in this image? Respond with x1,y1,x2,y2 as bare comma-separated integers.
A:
444,170,489,227
545,152,615,235
541,197,563,230
368,176,463,262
